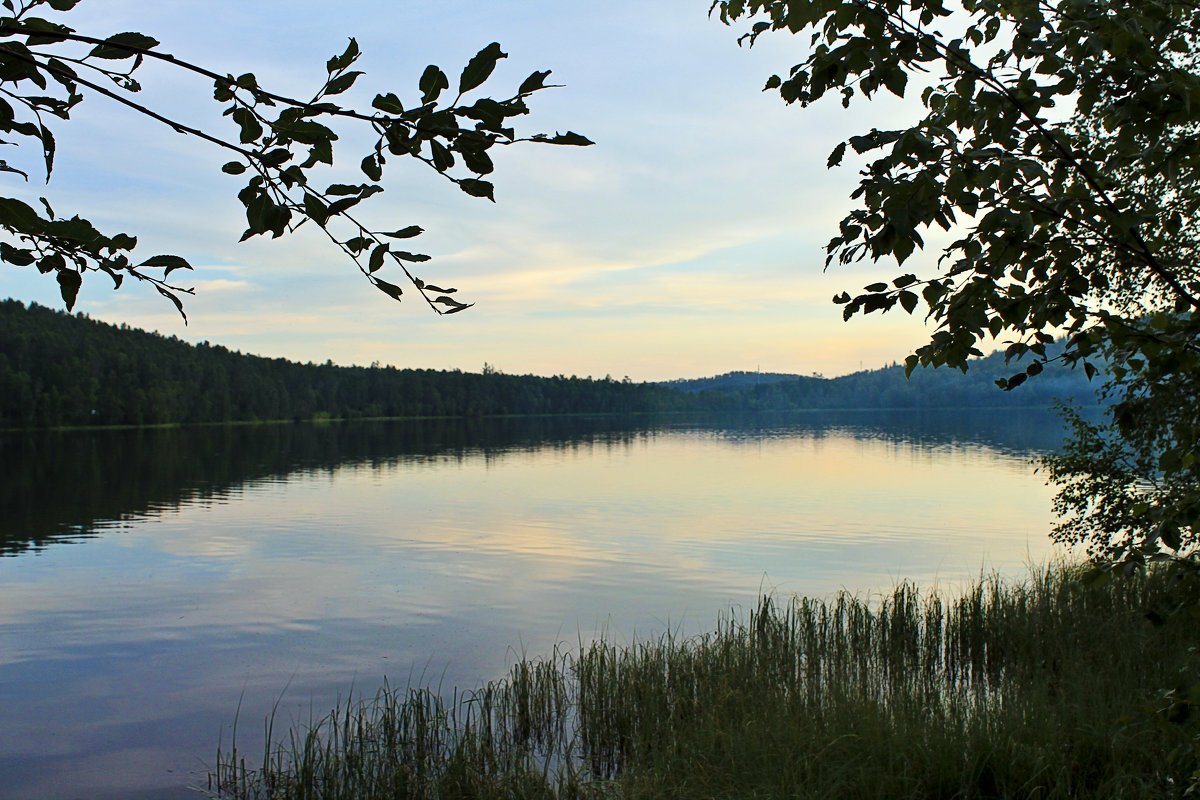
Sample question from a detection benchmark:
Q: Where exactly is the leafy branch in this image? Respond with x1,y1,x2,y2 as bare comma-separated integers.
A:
0,0,593,317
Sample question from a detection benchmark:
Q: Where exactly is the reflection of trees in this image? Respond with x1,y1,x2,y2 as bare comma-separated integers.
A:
707,408,1075,457
0,417,668,556
0,411,1070,556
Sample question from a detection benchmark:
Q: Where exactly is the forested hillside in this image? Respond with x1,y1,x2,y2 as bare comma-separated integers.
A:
675,355,1095,413
0,300,1097,429
0,300,688,427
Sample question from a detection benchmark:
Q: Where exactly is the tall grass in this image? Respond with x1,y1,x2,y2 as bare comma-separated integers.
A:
210,564,1200,799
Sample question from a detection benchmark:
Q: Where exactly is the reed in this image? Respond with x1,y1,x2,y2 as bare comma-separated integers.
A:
210,564,1200,799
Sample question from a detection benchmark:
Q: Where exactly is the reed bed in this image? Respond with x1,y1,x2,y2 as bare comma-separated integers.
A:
210,564,1200,799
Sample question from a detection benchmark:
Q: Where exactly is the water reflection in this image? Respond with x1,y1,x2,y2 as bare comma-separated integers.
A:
0,411,1070,799
0,409,1067,557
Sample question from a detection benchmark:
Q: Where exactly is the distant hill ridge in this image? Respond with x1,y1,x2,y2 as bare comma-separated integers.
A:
661,350,1096,411
659,371,818,392
0,299,1097,429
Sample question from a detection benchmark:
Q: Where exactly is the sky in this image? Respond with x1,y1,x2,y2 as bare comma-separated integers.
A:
0,0,940,381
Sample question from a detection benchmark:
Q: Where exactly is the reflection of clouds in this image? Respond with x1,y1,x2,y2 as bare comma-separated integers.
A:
149,532,253,560
0,428,1061,653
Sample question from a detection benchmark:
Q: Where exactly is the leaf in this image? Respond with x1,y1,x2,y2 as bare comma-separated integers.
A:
56,268,81,310
139,254,193,276
325,70,364,96
379,226,423,239
518,70,553,94
373,277,404,301
864,282,888,292
434,295,470,313
155,283,187,322
419,65,449,104
393,251,431,262
1,242,35,265
89,32,159,60
325,183,373,197
422,283,455,294
372,93,404,115
326,38,360,73
221,160,248,175
898,290,918,313
368,242,389,273
38,123,54,178
360,154,383,181
460,146,494,175
459,42,507,94
533,131,594,146
303,193,329,225
430,139,454,172
271,120,336,146
827,141,847,168
0,196,41,230
231,107,263,144
881,66,908,97
458,178,494,201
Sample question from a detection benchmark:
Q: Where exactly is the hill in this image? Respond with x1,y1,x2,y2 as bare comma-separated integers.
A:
669,353,1096,413
0,300,689,428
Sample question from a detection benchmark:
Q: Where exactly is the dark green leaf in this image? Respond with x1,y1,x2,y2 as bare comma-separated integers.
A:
360,154,383,181
231,107,263,144
373,277,404,301
459,42,507,94
56,267,81,310
89,32,159,60
533,131,593,146
458,178,494,201
368,242,389,273
325,70,364,96
326,38,360,73
460,146,493,175
154,284,187,322
430,140,454,172
380,226,423,239
827,141,847,168
518,70,553,94
0,196,42,230
1,242,35,265
419,65,449,104
139,254,193,276
271,120,336,146
372,93,404,115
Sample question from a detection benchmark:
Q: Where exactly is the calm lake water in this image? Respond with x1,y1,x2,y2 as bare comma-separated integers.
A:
0,411,1070,799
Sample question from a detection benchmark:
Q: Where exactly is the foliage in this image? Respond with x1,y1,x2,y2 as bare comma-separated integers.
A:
713,0,1200,561
0,0,590,316
212,566,1200,799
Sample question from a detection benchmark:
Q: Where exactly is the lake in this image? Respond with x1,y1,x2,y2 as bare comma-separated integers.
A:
0,411,1070,799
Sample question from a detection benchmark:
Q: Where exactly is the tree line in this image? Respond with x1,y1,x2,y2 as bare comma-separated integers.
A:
0,298,1092,429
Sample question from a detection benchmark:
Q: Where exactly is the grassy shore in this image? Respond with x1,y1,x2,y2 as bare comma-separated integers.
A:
210,564,1200,799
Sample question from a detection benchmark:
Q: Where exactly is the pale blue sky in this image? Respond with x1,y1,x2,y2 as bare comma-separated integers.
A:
0,1,936,380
